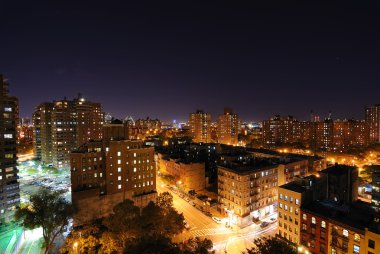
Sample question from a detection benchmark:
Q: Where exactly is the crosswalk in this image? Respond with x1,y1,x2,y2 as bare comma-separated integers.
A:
190,227,232,237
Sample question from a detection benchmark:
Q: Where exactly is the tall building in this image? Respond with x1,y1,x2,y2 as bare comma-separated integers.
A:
366,105,380,143
0,75,20,222
217,108,240,146
262,115,300,146
189,110,212,143
70,139,156,224
33,95,104,168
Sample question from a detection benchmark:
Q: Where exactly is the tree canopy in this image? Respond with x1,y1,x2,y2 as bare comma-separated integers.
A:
15,188,75,254
245,236,297,254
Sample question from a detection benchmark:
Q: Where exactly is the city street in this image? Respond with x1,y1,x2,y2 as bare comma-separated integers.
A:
156,177,277,254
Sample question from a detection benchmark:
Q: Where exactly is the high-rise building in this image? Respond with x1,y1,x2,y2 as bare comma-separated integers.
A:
217,108,240,146
0,75,20,222
33,95,104,168
366,105,380,143
70,139,156,224
262,115,300,146
189,110,212,143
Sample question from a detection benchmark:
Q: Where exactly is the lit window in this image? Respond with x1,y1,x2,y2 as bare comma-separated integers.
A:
4,134,12,139
295,199,299,205
312,217,316,224
279,194,283,200
354,234,360,242
118,167,121,172
353,245,359,253
118,176,121,181
343,229,348,238
303,214,307,221
279,203,283,209
321,221,326,228
284,205,288,211
117,151,121,156
118,184,122,189
134,153,136,157
285,195,288,201
134,167,137,172
4,107,12,112
117,159,121,164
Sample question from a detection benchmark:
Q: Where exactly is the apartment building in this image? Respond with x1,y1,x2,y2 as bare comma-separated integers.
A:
217,108,240,146
0,75,20,223
218,159,279,227
33,95,104,167
71,139,156,224
189,110,212,143
156,153,205,191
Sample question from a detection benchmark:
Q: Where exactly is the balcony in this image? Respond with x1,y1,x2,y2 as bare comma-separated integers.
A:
330,240,348,253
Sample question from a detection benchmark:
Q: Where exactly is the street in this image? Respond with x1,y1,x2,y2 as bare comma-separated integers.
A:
156,177,277,254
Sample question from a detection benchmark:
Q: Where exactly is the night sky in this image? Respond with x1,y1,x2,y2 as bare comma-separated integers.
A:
1,1,380,122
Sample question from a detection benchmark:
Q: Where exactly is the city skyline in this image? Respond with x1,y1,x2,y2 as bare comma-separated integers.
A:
1,1,380,121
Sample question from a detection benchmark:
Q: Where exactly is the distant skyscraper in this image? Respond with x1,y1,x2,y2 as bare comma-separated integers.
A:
366,105,380,143
217,108,240,145
189,110,211,143
0,75,20,222
33,95,104,168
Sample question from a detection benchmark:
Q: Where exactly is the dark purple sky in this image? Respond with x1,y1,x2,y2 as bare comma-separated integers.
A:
1,1,380,122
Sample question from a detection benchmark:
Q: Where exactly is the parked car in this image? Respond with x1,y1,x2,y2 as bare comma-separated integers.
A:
184,220,190,230
269,218,277,223
189,201,195,206
260,221,270,228
212,217,222,224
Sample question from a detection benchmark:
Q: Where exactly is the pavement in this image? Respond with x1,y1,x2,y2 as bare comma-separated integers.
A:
157,177,277,254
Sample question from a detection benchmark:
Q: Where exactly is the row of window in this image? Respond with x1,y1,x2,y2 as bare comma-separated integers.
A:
279,194,299,205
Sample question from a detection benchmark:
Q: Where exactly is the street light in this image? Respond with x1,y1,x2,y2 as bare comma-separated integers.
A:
73,241,78,253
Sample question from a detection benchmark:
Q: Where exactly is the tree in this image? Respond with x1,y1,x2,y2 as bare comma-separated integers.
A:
102,199,141,250
123,235,180,254
244,236,297,254
60,224,101,254
15,188,75,254
180,237,215,254
140,201,185,238
156,191,174,211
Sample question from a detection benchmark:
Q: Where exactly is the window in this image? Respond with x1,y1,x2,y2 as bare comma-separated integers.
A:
134,153,136,157
118,184,122,189
320,243,325,253
117,159,121,164
353,245,359,254
296,199,299,205
368,239,375,249
311,217,316,224
134,167,137,173
279,194,283,200
342,229,348,238
284,205,288,211
302,223,307,231
118,176,121,181
118,167,121,172
4,134,12,139
285,195,288,201
311,227,315,235
354,234,360,242
279,203,283,209
117,151,121,156
303,214,307,220
321,220,326,228
331,248,336,254
4,107,12,112
321,231,325,240
310,240,315,248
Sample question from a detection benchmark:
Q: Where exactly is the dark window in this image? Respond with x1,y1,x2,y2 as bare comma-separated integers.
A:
368,239,375,249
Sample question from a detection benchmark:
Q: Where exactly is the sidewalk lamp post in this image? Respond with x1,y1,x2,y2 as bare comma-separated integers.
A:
73,241,78,253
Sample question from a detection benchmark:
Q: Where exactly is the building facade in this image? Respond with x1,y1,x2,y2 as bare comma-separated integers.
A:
156,153,205,191
217,108,240,146
189,110,212,143
33,95,104,167
71,139,156,224
0,75,20,223
218,160,278,227
366,105,380,143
